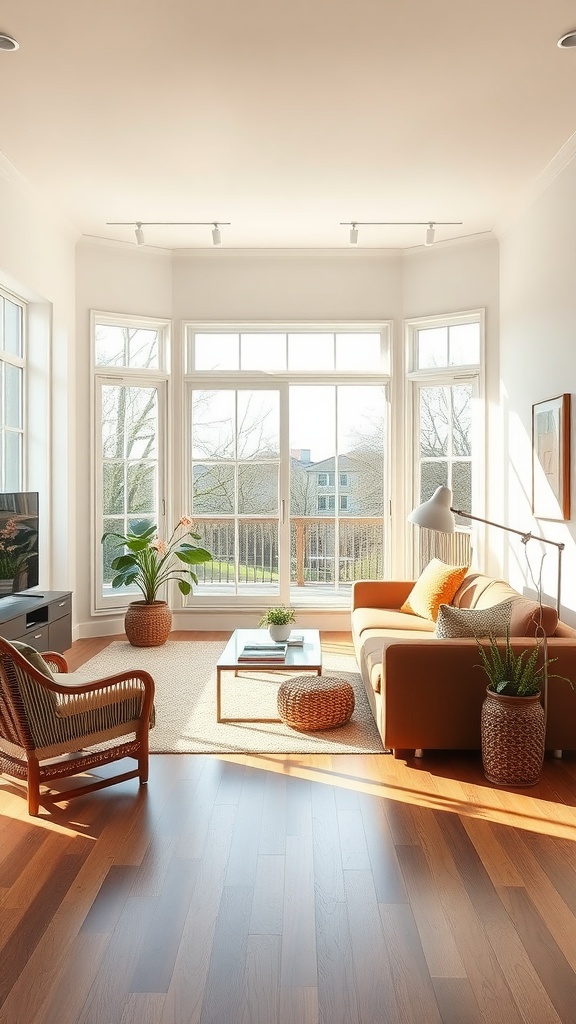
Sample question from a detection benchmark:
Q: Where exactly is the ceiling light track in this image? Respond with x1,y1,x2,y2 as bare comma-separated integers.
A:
106,221,231,247
341,220,463,246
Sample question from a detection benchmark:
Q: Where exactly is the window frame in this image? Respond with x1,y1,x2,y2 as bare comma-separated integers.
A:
91,311,171,614
0,287,26,490
405,310,485,574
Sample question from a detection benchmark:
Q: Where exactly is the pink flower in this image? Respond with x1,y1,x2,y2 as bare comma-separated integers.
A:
151,539,167,555
179,515,194,528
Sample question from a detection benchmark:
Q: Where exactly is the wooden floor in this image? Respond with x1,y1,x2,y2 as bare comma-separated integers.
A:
1,633,576,1024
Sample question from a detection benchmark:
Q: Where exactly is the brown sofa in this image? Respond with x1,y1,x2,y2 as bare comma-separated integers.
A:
351,573,576,759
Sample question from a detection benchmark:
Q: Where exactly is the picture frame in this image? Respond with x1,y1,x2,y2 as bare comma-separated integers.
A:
532,394,571,521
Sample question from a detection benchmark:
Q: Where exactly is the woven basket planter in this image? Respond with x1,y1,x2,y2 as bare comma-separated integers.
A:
125,600,172,647
277,675,355,732
481,687,545,787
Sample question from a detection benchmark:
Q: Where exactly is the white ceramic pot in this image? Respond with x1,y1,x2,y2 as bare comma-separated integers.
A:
269,624,291,642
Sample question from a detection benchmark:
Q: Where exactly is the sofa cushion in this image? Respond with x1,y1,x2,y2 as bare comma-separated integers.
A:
451,572,558,636
400,558,469,622
352,607,435,638
435,600,512,639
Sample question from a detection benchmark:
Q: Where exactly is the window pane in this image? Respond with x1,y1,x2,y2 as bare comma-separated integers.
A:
102,518,125,585
127,463,156,513
95,324,159,368
103,463,124,515
102,386,157,460
449,323,480,365
4,432,21,490
192,390,235,460
4,300,22,357
195,333,239,371
238,464,278,514
192,464,235,514
288,333,334,371
417,326,448,368
451,385,473,456
419,387,449,456
238,520,279,591
452,461,472,516
420,462,448,503
336,333,381,371
241,333,286,371
4,364,21,428
237,390,279,460
337,385,386,517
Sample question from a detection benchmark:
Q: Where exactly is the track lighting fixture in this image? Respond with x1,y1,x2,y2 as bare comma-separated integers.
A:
340,220,462,247
557,29,576,47
106,221,231,246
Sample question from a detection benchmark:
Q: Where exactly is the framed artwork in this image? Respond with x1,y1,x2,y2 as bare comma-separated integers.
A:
532,394,571,521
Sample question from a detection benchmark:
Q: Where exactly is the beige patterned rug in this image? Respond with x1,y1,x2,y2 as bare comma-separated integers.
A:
77,640,385,754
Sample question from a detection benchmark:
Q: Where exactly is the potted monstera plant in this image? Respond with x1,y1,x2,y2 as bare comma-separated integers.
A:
102,517,212,647
476,629,570,787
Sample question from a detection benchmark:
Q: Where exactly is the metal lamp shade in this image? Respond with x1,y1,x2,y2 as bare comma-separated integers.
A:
408,485,456,534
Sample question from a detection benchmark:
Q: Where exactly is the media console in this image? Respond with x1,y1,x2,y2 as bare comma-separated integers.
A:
0,591,72,653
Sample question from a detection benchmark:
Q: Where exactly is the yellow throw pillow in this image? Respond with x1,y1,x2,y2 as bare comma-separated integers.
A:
401,559,469,622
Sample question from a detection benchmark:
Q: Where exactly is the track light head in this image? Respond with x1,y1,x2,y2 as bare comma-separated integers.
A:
424,222,435,246
0,33,19,50
212,223,221,246
135,223,145,246
349,223,359,245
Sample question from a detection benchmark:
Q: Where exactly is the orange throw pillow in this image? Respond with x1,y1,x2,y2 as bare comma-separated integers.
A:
401,559,469,621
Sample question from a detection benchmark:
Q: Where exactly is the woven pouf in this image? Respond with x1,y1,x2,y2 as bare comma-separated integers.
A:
277,675,355,732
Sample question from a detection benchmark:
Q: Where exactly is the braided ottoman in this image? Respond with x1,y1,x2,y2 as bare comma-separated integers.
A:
277,674,355,732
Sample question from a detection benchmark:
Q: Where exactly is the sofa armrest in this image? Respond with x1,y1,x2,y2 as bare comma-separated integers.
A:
351,579,415,611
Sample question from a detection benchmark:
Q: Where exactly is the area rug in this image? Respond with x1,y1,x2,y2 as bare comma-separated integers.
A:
76,640,385,754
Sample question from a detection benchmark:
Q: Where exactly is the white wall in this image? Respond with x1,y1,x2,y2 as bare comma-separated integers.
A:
499,162,576,623
0,161,77,600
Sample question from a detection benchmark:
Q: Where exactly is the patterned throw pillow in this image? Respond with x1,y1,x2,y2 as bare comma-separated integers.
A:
435,600,513,639
400,559,469,622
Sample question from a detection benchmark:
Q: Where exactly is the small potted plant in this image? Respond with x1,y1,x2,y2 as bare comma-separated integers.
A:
476,630,570,786
259,605,296,642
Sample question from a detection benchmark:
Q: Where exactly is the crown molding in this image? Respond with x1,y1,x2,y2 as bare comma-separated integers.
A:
0,150,80,242
171,246,402,263
402,231,497,260
494,130,576,237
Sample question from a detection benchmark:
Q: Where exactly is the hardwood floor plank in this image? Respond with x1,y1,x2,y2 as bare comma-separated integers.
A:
28,934,110,1024
225,766,266,888
379,902,444,1024
358,791,409,903
198,884,253,1024
314,897,359,1024
258,769,287,856
334,785,371,871
0,848,88,1008
119,993,166,1024
241,934,281,1024
249,854,284,935
502,886,576,1024
394,842,466,980
344,868,399,1023
80,864,139,932
130,856,201,993
280,834,317,989
432,977,484,1024
311,779,346,904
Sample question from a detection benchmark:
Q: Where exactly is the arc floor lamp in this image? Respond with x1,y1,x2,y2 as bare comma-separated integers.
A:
408,485,565,612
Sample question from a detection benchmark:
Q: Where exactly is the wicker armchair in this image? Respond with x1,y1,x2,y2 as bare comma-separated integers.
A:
0,637,155,815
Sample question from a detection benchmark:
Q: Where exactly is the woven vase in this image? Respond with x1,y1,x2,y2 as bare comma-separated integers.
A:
124,600,172,647
481,687,545,787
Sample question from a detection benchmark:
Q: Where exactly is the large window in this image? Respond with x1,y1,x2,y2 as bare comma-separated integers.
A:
0,290,25,490
92,313,169,610
407,311,483,572
185,327,391,606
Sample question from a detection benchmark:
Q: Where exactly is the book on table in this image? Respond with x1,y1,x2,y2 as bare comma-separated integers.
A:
238,642,287,662
286,634,305,646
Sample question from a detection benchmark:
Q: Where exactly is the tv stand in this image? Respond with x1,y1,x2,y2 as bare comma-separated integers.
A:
0,591,72,653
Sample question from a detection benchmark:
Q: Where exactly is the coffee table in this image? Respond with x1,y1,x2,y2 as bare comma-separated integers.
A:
216,628,322,723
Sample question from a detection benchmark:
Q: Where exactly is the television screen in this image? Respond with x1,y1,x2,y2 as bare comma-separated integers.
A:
0,491,39,596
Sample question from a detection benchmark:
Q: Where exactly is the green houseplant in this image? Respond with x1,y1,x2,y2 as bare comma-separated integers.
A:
259,605,296,641
476,629,571,787
102,517,212,646
0,516,37,593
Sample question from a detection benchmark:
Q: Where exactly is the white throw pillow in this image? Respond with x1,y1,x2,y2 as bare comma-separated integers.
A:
435,600,513,639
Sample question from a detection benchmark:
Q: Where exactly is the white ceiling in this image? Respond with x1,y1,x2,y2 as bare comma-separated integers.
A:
2,0,576,251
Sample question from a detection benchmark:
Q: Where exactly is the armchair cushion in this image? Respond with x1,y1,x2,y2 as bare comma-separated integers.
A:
9,640,55,680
